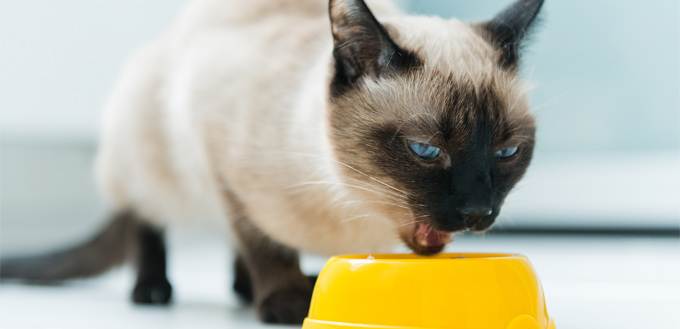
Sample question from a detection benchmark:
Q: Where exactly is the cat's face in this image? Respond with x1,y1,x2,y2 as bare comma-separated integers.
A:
329,73,535,254
327,0,543,254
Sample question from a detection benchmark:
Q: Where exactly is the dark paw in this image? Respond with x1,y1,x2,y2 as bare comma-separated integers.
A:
257,287,313,324
233,254,318,305
233,256,254,303
132,278,172,305
233,267,317,305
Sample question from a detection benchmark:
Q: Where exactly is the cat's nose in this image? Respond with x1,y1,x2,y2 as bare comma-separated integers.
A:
457,206,493,219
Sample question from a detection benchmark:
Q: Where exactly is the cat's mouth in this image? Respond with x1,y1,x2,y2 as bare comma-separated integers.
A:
399,212,495,255
407,221,453,255
398,210,456,255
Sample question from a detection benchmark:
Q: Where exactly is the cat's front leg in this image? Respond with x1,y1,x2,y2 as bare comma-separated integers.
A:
131,220,172,305
225,192,314,324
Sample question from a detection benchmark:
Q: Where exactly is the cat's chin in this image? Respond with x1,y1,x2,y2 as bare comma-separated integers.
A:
400,221,454,256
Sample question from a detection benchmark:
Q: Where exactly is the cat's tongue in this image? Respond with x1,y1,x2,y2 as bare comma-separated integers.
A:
414,222,452,247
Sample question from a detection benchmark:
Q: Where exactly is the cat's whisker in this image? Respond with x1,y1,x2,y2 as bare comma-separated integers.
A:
339,214,377,224
344,177,409,200
269,151,412,198
336,200,411,210
338,213,414,228
347,171,410,198
395,219,423,229
330,189,351,204
224,150,420,208
285,181,389,197
238,150,410,196
286,179,412,215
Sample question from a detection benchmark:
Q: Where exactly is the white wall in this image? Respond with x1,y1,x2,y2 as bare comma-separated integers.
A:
1,0,187,141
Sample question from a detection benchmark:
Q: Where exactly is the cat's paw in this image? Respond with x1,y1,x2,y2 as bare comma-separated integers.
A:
233,269,317,305
132,278,173,305
232,256,254,303
257,287,313,324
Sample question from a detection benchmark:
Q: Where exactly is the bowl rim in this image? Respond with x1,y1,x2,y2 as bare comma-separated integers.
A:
334,252,527,263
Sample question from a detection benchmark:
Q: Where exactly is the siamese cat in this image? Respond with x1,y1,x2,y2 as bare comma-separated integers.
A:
1,0,544,324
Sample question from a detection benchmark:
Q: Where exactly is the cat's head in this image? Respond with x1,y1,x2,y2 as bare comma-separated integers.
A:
327,0,543,254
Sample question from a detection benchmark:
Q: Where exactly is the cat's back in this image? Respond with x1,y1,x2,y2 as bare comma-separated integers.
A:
176,0,326,28
97,0,401,229
173,0,398,30
163,0,403,163
166,0,400,71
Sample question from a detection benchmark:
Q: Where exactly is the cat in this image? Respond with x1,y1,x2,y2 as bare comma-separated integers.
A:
1,0,544,324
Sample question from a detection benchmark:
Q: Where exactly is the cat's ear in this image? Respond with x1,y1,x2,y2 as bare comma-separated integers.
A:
329,0,418,91
481,0,545,69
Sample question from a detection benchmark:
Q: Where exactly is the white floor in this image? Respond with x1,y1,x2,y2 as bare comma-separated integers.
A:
1,234,679,329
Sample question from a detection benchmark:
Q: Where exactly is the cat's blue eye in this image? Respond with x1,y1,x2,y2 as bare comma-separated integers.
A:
408,141,441,161
494,146,518,158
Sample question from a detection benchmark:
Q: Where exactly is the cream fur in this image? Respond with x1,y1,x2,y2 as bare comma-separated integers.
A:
95,0,518,255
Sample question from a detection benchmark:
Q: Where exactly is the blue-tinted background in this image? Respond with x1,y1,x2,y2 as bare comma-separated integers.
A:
401,0,680,153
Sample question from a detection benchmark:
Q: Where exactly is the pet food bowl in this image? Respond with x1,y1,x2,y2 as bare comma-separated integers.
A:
302,253,555,329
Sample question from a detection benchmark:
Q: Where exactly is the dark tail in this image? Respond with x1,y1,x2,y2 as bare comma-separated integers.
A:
0,211,138,283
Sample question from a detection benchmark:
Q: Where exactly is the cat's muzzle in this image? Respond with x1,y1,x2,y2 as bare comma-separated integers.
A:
402,211,497,255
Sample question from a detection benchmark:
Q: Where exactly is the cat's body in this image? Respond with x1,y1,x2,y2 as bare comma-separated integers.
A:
2,0,545,324
98,0,401,254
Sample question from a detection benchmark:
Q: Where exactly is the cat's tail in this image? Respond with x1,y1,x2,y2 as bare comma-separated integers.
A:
0,211,138,283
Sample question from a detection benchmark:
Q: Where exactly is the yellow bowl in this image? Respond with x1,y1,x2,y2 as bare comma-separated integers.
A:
303,253,555,329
